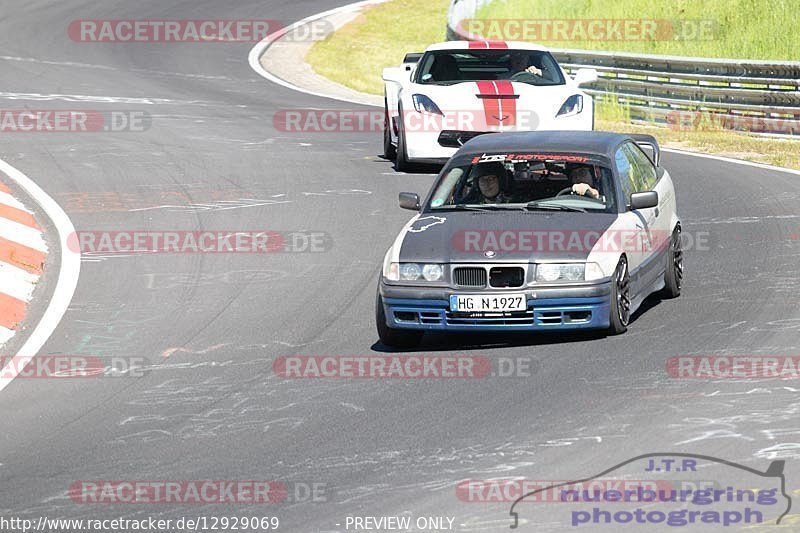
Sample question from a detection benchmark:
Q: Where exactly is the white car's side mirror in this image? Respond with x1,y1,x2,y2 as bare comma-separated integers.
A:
573,68,598,86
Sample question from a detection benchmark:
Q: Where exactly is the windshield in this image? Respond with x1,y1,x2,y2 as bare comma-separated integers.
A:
414,49,565,86
427,153,617,213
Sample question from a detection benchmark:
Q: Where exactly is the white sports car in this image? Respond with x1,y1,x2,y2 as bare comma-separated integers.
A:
382,41,598,171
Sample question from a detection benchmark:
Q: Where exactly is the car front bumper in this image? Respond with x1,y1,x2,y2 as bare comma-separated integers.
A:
379,280,612,331
400,108,593,163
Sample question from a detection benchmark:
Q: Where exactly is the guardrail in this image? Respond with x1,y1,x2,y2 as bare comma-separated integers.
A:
446,0,800,136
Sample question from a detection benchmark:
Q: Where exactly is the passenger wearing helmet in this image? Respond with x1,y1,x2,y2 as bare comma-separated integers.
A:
461,164,509,204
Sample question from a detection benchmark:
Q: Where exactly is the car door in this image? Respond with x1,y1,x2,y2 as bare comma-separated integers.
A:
614,143,657,298
621,141,668,293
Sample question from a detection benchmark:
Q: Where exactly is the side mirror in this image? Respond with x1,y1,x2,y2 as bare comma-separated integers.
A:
573,68,598,86
399,192,420,210
403,52,423,72
383,67,409,85
629,191,658,210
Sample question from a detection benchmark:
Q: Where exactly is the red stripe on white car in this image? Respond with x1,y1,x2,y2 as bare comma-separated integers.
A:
494,81,517,126
475,81,517,127
468,41,508,50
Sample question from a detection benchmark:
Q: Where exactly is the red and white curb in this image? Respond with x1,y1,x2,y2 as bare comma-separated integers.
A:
0,157,79,394
0,179,47,346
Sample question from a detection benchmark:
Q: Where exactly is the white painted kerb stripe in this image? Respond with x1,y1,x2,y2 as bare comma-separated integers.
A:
0,261,39,302
0,217,47,252
0,190,32,212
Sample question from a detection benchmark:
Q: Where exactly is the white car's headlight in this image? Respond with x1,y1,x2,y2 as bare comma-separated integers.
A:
556,94,583,117
535,262,604,282
412,94,444,115
385,263,444,282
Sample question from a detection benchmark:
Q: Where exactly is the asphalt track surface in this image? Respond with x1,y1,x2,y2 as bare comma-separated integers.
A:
1,1,800,531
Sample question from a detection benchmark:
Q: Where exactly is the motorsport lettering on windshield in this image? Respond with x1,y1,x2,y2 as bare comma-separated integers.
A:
472,153,590,164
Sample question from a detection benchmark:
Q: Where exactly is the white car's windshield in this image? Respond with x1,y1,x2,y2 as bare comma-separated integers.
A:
428,154,617,213
415,49,565,86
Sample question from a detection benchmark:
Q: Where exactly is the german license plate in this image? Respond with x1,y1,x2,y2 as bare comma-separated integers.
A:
450,294,527,312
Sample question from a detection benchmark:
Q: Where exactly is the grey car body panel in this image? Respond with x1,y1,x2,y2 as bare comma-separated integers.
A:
397,211,618,264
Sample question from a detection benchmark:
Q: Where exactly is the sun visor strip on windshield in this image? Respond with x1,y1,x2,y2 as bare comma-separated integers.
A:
465,153,609,166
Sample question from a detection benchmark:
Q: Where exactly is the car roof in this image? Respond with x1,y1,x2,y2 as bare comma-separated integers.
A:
425,41,551,52
455,131,632,160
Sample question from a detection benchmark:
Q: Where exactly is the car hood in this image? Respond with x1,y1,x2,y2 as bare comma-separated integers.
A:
408,81,578,129
396,211,618,264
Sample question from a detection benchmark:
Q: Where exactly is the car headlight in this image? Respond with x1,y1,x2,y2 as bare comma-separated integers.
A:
535,262,604,282
400,263,422,280
385,263,444,282
412,94,444,115
556,94,583,117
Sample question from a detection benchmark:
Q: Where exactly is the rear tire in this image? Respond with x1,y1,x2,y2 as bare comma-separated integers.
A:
376,293,423,348
608,257,631,335
661,226,683,298
383,100,396,160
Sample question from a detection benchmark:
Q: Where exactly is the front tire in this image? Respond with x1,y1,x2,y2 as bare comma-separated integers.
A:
661,226,683,298
395,106,413,173
383,99,396,160
376,293,423,348
608,257,631,335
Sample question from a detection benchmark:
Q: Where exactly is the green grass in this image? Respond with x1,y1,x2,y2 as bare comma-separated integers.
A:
476,0,797,59
306,0,450,96
305,0,800,169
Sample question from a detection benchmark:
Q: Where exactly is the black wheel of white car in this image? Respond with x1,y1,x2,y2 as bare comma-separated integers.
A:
376,292,423,348
383,99,396,160
662,226,683,298
395,106,413,172
608,257,631,335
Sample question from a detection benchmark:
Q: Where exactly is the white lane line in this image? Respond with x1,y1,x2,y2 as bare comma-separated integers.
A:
251,2,800,177
0,261,39,302
0,158,81,393
662,148,800,177
247,0,388,106
0,217,47,252
0,191,32,212
0,92,213,106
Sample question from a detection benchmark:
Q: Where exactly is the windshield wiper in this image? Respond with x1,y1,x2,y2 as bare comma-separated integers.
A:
525,202,587,213
438,204,492,211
